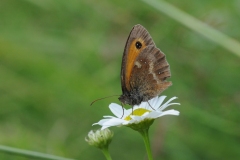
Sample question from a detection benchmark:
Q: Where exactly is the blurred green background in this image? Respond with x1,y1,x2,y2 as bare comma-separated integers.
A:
0,0,240,160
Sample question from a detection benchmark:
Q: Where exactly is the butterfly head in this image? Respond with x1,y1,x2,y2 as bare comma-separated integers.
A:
118,89,143,106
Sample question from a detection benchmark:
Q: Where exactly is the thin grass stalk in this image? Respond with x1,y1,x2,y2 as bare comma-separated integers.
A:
141,0,240,58
0,145,75,160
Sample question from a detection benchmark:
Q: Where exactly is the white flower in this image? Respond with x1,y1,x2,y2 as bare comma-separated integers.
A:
85,128,114,149
93,96,180,130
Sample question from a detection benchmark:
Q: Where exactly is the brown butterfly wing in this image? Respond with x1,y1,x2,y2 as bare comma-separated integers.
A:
129,45,172,103
120,24,155,94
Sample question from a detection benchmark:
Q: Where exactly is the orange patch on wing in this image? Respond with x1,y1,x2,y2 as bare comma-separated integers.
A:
125,38,146,90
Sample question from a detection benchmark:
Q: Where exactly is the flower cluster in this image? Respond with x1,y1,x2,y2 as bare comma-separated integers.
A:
85,128,113,149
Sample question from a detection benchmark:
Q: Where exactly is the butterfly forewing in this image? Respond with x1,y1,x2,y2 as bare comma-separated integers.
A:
121,25,155,93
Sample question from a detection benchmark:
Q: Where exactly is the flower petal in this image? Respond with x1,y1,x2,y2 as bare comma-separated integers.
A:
130,115,142,121
159,103,180,111
129,116,144,124
152,97,159,109
146,111,162,119
103,115,116,118
155,96,167,108
159,97,179,110
99,118,124,129
124,108,133,118
109,103,126,118
102,117,126,126
137,101,147,109
93,119,110,126
157,109,180,117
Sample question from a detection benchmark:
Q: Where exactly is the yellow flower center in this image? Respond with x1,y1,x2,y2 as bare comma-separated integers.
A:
124,108,151,121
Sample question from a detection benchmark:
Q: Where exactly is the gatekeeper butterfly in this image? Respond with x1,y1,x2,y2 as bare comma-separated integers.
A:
118,24,172,106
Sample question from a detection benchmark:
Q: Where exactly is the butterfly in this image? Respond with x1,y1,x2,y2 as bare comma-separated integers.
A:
118,24,172,106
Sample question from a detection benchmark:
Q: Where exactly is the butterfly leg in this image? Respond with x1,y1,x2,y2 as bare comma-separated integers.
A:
147,101,155,110
120,103,124,119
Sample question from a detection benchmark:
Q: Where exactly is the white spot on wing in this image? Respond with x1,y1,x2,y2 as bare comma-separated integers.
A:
134,61,142,68
149,61,159,83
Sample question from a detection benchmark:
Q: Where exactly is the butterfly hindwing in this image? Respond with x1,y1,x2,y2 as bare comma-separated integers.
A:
129,45,172,102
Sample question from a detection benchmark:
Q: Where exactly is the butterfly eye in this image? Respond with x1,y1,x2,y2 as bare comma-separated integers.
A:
135,41,142,49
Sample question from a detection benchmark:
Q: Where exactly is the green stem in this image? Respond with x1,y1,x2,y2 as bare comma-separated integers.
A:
101,147,112,160
139,129,153,160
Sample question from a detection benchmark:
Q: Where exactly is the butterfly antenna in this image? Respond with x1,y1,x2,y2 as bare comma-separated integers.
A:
90,95,120,106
